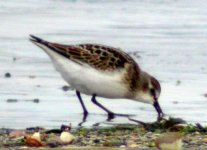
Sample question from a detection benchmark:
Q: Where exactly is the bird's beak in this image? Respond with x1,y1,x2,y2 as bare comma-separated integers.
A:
153,99,164,121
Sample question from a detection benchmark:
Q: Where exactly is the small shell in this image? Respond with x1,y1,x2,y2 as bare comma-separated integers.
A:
31,132,41,142
60,131,75,144
25,137,43,147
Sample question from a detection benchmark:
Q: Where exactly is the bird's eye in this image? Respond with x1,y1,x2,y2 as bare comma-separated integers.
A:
150,88,155,96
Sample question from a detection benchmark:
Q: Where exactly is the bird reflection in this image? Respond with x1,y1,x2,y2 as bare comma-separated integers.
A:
78,113,137,127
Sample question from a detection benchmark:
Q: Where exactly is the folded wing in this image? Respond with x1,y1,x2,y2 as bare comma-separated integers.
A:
30,35,139,72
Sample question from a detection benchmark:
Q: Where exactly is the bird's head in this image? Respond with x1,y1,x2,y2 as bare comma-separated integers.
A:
134,72,164,120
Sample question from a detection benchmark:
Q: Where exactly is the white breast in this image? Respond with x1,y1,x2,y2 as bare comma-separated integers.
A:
35,43,128,99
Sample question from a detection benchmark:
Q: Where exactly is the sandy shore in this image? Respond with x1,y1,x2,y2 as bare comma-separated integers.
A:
1,118,207,149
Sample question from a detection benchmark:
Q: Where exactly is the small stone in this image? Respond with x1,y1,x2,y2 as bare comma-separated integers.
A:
60,131,75,144
172,101,179,104
120,145,126,148
93,139,100,143
62,85,70,91
6,99,18,103
25,137,43,147
4,72,11,78
61,124,71,131
148,142,155,147
176,80,181,86
9,130,26,138
128,143,139,148
13,57,17,62
103,139,122,147
18,146,29,150
0,128,11,134
26,127,44,131
169,124,185,132
47,136,63,147
45,129,62,134
29,75,36,79
33,98,39,103
203,138,207,143
47,142,59,148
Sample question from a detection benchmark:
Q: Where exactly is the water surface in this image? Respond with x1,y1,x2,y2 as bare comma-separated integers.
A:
0,0,207,129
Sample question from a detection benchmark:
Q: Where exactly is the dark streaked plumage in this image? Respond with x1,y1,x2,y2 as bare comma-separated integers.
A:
30,35,164,120
30,35,139,71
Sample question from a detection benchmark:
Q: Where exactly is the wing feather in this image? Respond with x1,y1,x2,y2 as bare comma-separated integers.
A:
47,43,139,71
29,35,139,71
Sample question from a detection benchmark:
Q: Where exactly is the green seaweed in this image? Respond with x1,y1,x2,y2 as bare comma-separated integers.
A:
180,124,199,135
78,128,89,137
147,142,156,147
103,139,122,147
3,137,25,147
142,117,187,132
115,124,137,131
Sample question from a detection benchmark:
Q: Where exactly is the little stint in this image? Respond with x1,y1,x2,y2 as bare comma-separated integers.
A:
30,35,164,120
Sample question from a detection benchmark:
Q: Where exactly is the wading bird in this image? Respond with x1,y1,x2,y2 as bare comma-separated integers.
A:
30,35,164,121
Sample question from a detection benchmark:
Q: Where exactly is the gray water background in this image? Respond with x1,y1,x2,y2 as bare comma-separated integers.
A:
0,0,207,129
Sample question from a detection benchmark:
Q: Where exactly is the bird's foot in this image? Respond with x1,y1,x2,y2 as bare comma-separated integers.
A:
78,111,89,126
157,112,165,122
107,112,134,121
107,112,116,121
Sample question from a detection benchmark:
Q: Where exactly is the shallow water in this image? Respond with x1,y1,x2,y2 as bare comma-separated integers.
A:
0,0,207,129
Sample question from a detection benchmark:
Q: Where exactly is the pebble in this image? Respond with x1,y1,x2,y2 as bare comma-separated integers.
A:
93,139,100,143
6,99,18,103
18,146,29,150
26,127,44,131
203,138,207,143
62,85,70,91
28,75,36,79
61,124,71,131
194,131,200,135
120,145,126,148
172,101,179,104
47,136,63,147
33,98,40,103
60,131,75,144
4,72,11,78
176,80,181,86
45,129,62,134
9,130,26,138
47,142,59,148
25,137,43,147
169,124,185,132
128,143,139,148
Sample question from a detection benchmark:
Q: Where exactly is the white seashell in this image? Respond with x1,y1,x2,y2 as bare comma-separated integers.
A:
31,132,41,142
60,132,75,144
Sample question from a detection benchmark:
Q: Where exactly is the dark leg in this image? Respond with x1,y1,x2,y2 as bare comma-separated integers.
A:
76,91,88,116
78,113,88,126
91,94,115,119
